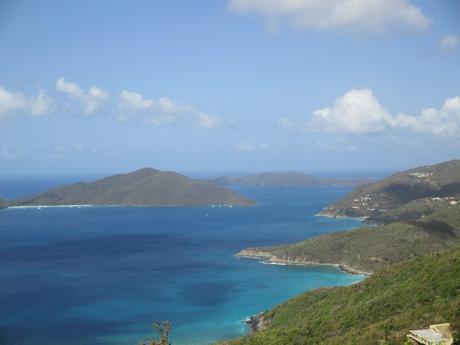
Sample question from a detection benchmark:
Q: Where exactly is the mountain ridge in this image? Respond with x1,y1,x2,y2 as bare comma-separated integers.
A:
211,172,372,187
320,160,460,221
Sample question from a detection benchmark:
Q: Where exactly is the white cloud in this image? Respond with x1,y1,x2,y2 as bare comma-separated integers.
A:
0,86,27,121
310,89,391,134
118,90,153,111
392,96,460,136
56,77,83,98
0,86,52,121
235,140,269,151
56,77,110,114
277,116,296,130
301,89,460,136
30,90,53,116
440,34,459,54
118,91,221,129
196,111,221,129
1,81,222,129
228,0,430,33
85,87,110,114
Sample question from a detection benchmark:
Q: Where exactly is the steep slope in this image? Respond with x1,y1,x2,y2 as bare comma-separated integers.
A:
321,160,460,220
12,168,254,207
223,247,460,345
237,202,460,274
211,172,370,187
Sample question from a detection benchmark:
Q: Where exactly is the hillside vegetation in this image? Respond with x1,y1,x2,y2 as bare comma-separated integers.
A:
238,203,460,274
223,247,460,345
12,168,254,207
321,160,460,220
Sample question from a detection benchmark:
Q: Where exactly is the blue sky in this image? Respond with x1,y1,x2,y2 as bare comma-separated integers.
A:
0,0,459,176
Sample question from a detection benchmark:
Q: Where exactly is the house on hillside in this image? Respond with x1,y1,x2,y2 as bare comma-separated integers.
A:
406,323,453,345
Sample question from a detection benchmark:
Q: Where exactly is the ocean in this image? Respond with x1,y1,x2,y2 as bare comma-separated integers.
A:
0,178,363,345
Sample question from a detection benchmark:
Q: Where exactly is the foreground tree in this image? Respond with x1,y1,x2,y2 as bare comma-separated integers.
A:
139,321,172,345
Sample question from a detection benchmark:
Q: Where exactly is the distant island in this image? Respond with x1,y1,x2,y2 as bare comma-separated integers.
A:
9,168,254,207
211,172,372,187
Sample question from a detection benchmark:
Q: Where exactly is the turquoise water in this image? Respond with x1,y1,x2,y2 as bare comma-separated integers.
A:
0,184,363,345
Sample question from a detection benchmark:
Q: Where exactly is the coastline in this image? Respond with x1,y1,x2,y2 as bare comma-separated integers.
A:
236,249,372,277
4,203,251,209
316,211,368,222
5,204,120,210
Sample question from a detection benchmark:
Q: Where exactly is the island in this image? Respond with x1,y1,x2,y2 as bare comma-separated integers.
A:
210,172,371,187
10,167,254,207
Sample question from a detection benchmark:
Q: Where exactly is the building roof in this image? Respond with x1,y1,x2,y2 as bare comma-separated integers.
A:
409,329,446,343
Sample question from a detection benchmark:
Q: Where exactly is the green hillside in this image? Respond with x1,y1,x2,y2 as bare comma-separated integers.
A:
373,196,458,224
321,160,460,220
238,203,460,274
222,247,460,345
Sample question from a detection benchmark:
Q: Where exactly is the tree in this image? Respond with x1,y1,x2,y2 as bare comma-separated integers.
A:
139,321,172,345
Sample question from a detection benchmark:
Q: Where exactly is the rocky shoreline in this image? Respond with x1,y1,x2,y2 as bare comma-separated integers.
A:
317,210,369,221
245,312,268,333
236,249,372,276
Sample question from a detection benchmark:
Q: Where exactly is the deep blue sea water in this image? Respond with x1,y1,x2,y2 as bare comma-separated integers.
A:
0,179,364,345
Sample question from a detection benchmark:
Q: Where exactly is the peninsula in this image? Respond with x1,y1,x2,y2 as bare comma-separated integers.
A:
236,160,460,274
10,168,254,207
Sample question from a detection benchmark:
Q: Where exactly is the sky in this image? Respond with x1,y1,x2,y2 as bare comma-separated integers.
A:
0,0,459,176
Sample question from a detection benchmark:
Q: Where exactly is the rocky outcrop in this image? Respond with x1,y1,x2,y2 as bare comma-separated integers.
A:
245,313,269,333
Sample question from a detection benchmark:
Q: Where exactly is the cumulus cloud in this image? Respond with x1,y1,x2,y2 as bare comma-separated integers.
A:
118,90,153,111
235,140,269,151
310,89,391,134
0,86,52,121
392,96,460,136
440,34,459,54
118,90,221,129
30,90,53,116
299,89,460,136
1,81,223,129
0,86,26,121
56,77,110,114
228,0,430,33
